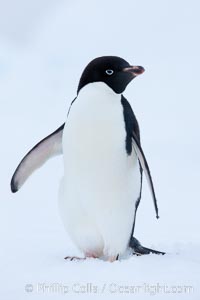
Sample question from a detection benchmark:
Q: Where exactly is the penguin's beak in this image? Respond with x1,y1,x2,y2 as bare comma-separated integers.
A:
123,66,145,77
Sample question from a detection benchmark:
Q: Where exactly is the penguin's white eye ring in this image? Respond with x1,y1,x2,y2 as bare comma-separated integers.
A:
105,69,114,76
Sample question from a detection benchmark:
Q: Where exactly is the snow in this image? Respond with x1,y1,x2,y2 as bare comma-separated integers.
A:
0,0,200,299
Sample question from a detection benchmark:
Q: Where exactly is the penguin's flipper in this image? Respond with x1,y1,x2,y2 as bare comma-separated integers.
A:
11,123,65,193
130,237,165,255
131,131,159,218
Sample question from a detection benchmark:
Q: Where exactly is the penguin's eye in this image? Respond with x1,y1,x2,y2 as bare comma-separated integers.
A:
105,69,114,76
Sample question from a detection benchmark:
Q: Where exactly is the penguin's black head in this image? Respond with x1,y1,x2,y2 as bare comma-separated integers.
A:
77,56,145,94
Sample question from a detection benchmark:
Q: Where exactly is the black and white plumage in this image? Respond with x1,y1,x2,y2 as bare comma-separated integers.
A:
11,56,164,261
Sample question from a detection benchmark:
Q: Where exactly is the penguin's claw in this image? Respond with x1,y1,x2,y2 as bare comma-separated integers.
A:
108,255,119,262
64,256,86,261
130,237,165,256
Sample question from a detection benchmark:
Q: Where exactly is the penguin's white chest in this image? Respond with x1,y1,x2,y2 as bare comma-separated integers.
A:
59,83,140,258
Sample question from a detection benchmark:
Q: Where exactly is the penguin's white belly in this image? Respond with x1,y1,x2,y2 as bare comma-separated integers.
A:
59,83,140,258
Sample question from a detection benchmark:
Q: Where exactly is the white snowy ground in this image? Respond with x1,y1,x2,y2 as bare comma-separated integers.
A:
0,0,200,299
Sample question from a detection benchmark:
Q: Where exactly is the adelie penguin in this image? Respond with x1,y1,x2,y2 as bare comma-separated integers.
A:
11,56,165,261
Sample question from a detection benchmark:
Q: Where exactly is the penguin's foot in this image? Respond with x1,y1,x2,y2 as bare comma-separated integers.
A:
108,254,119,262
64,252,100,261
85,252,98,259
130,237,165,256
64,256,86,261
